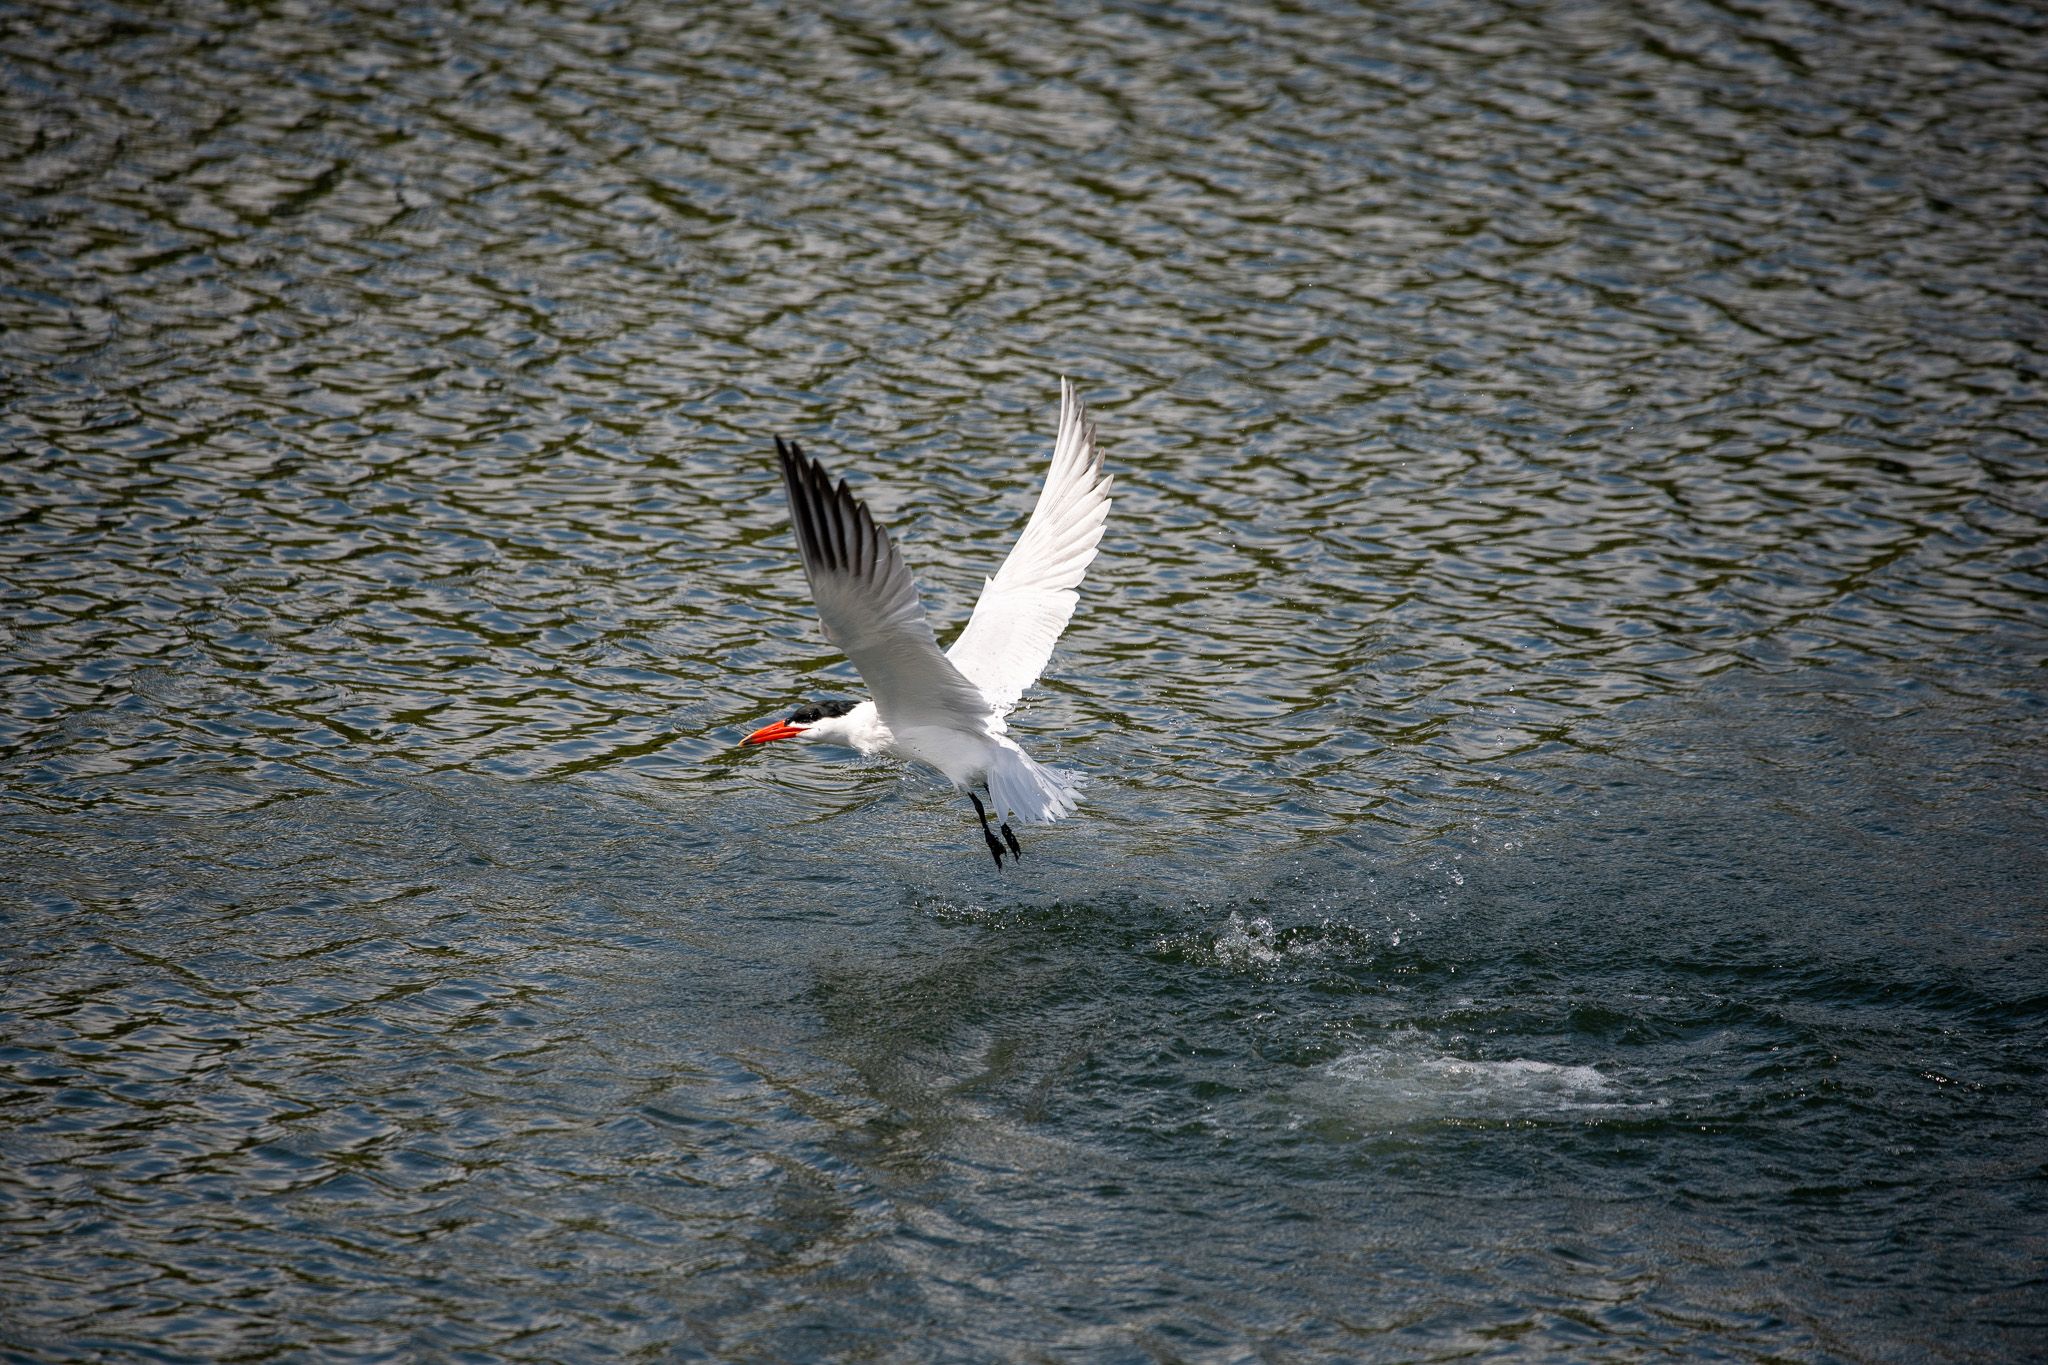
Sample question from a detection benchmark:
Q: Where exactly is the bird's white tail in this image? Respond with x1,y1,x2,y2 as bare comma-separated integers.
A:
985,734,1083,826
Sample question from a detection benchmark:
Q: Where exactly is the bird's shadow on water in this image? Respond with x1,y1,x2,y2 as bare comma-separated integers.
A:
183,660,2044,1189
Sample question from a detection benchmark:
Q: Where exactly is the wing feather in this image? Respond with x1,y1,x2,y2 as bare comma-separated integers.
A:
945,378,1113,714
775,438,993,737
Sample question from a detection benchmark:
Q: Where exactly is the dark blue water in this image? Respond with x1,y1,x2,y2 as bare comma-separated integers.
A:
4,0,2046,1359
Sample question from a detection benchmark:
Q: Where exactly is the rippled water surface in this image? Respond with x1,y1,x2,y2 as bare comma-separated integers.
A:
4,0,2046,1359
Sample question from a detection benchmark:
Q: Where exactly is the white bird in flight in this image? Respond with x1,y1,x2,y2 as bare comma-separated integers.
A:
742,378,1113,868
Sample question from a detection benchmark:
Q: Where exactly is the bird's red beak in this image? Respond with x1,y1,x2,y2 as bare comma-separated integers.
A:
742,720,805,745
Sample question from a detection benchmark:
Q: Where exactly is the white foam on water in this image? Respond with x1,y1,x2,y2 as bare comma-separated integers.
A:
1317,1032,1652,1123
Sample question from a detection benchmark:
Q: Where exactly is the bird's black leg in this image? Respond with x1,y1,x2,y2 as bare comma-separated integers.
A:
983,784,1023,859
968,791,1006,870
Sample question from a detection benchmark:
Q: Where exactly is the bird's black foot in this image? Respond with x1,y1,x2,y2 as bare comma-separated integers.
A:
969,791,1006,870
1000,822,1022,859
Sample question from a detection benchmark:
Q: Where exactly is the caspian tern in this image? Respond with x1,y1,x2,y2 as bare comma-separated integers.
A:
742,378,1112,868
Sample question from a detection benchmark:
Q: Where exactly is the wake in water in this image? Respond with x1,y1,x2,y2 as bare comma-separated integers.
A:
1316,1031,1659,1124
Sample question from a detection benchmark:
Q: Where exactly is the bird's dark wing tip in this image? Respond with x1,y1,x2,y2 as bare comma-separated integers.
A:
770,435,886,582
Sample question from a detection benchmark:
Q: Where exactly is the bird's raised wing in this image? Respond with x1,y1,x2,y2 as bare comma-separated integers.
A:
776,438,995,738
945,378,1113,715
